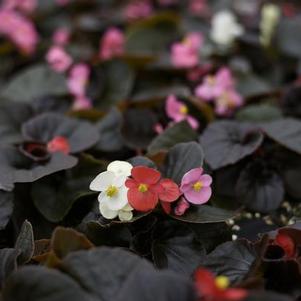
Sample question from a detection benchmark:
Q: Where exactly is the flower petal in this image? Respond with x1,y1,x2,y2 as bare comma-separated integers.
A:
104,186,128,210
99,202,118,220
127,188,158,212
112,175,127,188
118,210,133,221
131,166,161,185
180,167,203,188
184,186,211,205
90,171,115,191
158,179,180,203
199,174,212,187
107,160,133,177
161,201,171,214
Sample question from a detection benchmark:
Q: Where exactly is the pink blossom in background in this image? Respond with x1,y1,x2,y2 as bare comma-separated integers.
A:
188,0,208,15
215,89,243,116
124,0,153,21
46,46,73,73
154,123,164,134
195,67,235,101
171,32,203,68
166,95,199,129
174,197,190,216
67,63,90,97
180,168,212,205
1,0,37,14
52,28,71,46
186,64,211,82
0,9,38,54
99,27,125,60
72,95,92,111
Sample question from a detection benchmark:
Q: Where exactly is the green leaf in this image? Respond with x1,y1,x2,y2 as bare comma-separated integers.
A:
1,65,68,102
170,205,235,224
147,121,197,155
31,155,105,222
200,240,257,284
2,266,92,301
15,220,34,265
164,142,205,184
200,121,263,170
236,104,282,122
261,118,301,155
126,13,180,55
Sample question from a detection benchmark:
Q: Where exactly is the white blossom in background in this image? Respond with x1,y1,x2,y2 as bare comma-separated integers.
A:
90,161,134,221
210,10,244,47
260,4,281,47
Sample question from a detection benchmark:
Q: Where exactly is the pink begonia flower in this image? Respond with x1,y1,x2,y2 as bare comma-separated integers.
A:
46,46,73,73
195,67,235,101
188,0,208,15
166,95,199,129
180,168,212,205
174,197,190,216
99,27,125,61
2,0,37,14
67,63,90,97
215,89,243,116
52,28,70,46
0,9,38,54
72,95,92,111
124,0,153,21
171,32,203,68
55,0,70,6
154,123,164,134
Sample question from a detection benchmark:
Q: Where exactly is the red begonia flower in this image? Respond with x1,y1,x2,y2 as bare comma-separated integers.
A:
275,233,296,258
125,166,180,212
195,268,247,301
47,136,70,154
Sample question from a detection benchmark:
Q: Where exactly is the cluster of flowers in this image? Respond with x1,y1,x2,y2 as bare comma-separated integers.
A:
0,0,38,54
90,161,212,221
46,28,92,110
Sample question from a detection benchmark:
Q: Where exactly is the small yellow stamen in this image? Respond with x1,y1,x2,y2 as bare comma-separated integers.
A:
179,105,188,115
106,185,118,197
192,181,203,192
215,276,230,290
138,183,148,193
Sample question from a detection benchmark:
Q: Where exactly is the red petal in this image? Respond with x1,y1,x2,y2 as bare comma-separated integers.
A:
131,166,161,185
222,289,248,300
275,233,296,258
47,136,70,154
127,188,158,212
125,178,138,189
194,268,217,297
160,201,171,214
158,179,180,203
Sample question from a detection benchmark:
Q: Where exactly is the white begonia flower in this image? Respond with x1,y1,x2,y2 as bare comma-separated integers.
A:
90,170,128,211
211,10,244,47
107,160,133,177
99,202,134,221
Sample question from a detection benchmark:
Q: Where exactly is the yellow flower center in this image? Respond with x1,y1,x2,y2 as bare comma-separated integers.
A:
192,181,203,192
215,276,230,290
138,183,148,193
179,105,188,115
207,75,216,86
106,185,118,197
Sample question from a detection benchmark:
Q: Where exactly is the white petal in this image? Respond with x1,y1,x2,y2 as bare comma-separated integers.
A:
104,186,128,210
112,175,127,188
99,202,118,219
107,160,133,177
118,210,133,222
122,203,133,212
90,171,115,191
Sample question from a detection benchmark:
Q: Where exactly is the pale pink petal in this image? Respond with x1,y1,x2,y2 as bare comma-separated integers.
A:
184,186,211,205
199,174,212,187
186,115,199,129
